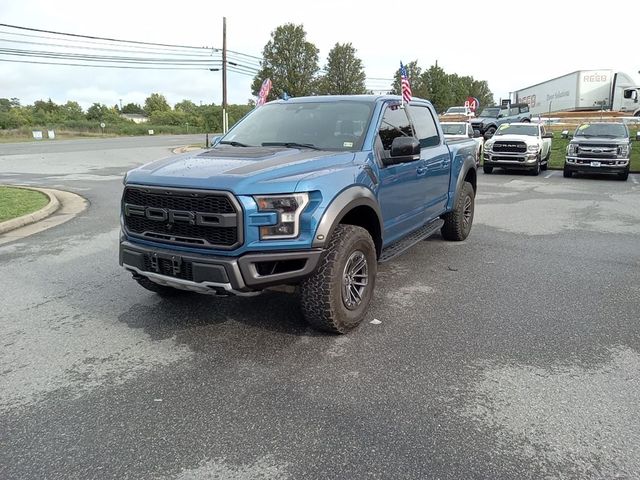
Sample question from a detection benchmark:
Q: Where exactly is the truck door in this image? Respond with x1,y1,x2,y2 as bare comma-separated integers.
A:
376,103,428,245
407,104,450,220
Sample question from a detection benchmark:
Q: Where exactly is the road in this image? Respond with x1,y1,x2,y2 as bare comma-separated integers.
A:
1,136,639,479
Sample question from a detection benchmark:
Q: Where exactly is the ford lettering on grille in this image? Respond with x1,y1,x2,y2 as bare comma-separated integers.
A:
124,204,233,227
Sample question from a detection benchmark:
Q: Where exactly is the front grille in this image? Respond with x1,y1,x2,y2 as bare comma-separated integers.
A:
577,145,617,159
123,186,241,249
142,254,194,281
124,188,235,213
493,141,527,153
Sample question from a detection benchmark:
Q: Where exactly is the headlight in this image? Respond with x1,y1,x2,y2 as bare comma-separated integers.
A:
122,172,128,185
254,193,309,240
484,142,493,151
527,144,540,152
567,144,577,155
618,144,630,157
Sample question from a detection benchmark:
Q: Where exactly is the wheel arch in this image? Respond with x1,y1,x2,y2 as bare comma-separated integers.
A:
312,187,383,258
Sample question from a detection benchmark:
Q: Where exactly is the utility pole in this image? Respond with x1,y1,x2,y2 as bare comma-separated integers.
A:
222,17,228,133
119,98,122,111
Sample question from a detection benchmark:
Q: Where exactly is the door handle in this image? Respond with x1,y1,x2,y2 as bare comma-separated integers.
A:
417,166,427,175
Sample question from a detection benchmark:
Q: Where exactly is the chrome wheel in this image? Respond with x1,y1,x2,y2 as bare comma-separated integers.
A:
463,195,473,230
342,250,369,310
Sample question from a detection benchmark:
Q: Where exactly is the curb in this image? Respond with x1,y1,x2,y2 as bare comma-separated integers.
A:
0,186,61,235
172,145,203,154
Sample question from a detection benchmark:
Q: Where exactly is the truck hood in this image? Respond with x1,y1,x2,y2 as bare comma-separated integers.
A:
569,137,629,146
489,134,540,145
125,145,357,195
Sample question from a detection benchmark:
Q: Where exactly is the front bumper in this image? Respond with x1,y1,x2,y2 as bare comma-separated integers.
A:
565,157,629,174
119,240,323,295
483,152,539,169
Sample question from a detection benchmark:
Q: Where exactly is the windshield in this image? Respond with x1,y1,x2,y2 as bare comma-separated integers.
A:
478,107,500,118
574,123,628,138
441,123,467,135
494,124,539,136
446,107,466,114
221,101,373,151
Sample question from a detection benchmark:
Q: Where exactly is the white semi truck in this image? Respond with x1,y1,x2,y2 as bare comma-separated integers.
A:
512,70,640,117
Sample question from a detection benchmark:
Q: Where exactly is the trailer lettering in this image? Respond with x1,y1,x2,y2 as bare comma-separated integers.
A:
583,74,607,83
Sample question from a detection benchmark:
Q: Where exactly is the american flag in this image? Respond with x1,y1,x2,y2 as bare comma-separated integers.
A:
256,78,272,107
400,62,412,104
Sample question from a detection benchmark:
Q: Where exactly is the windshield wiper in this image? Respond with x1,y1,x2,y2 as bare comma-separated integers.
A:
219,140,251,147
262,142,320,150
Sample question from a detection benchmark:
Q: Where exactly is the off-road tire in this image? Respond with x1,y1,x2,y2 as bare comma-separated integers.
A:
563,166,572,178
483,165,493,174
135,276,189,297
618,168,629,181
441,181,475,241
484,126,497,140
300,225,376,334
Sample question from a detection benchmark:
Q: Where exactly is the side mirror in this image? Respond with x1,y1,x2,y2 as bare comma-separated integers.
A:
561,130,569,139
211,135,222,147
542,133,554,139
635,131,640,141
384,137,420,165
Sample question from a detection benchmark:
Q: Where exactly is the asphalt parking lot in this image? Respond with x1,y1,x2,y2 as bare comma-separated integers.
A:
1,136,639,479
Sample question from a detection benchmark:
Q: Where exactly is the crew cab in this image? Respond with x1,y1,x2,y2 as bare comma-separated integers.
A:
482,122,553,175
441,121,483,166
564,122,632,181
471,103,532,139
120,96,478,333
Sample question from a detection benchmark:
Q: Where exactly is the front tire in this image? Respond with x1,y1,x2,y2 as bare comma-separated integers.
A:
441,181,475,241
563,165,572,178
529,156,541,176
618,168,629,181
484,126,496,140
300,225,377,334
483,165,493,174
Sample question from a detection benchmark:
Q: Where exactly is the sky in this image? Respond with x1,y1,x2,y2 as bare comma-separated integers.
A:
1,0,639,110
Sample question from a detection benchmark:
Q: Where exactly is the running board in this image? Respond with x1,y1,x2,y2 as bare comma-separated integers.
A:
379,219,444,263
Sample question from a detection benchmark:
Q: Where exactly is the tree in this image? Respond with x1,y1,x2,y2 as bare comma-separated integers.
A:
60,101,84,120
122,102,145,114
391,61,495,112
391,61,428,99
251,23,319,100
317,43,366,95
174,100,198,115
144,93,170,115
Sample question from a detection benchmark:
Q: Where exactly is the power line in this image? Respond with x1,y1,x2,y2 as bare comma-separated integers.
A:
0,35,220,57
0,28,218,55
0,22,215,52
0,47,222,65
0,58,214,70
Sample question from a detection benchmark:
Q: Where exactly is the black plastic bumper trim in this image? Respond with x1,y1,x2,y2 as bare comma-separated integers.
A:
119,240,323,291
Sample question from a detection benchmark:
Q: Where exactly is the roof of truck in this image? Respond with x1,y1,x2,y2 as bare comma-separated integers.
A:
268,95,429,105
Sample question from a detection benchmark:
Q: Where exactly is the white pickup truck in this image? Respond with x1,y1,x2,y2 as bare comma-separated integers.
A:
441,122,483,166
482,122,553,175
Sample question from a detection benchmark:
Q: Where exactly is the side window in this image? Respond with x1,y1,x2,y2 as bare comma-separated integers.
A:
408,105,440,148
378,104,413,151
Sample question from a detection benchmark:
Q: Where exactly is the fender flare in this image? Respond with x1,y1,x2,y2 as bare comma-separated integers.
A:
454,156,478,203
311,186,383,249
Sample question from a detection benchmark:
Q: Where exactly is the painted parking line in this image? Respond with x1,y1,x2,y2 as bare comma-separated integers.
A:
631,175,639,185
544,172,555,178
